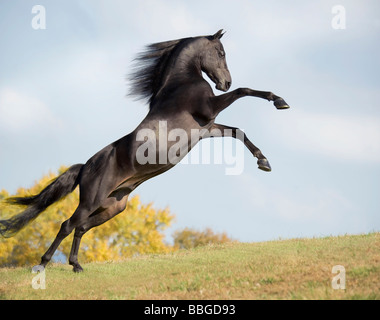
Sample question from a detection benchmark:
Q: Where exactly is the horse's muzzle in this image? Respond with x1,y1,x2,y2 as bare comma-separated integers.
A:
216,80,231,92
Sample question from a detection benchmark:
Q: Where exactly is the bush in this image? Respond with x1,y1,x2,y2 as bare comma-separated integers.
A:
173,227,234,249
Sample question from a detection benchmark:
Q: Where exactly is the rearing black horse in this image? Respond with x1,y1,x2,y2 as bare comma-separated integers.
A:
0,30,289,272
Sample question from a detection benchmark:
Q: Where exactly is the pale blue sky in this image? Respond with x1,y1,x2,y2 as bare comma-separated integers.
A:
0,0,379,242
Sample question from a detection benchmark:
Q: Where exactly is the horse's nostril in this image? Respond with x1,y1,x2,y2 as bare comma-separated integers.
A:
226,81,231,89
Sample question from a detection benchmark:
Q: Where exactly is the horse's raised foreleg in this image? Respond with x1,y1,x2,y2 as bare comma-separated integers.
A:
208,123,271,172
209,88,290,115
68,191,129,272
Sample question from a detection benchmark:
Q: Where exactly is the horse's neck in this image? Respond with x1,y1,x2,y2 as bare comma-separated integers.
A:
162,46,203,87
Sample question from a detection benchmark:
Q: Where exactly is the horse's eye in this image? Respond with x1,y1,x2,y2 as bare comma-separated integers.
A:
218,50,225,58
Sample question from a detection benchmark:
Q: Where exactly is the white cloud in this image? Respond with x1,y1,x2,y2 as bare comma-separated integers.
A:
274,111,380,163
0,88,61,133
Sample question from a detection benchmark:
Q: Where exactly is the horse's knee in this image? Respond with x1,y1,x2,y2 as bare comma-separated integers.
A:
106,192,129,213
59,220,74,237
115,199,128,213
74,225,87,238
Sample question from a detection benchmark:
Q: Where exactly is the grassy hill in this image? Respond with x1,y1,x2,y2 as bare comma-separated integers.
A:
0,232,379,300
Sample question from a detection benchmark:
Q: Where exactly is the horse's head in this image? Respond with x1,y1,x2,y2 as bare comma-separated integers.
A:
200,29,232,92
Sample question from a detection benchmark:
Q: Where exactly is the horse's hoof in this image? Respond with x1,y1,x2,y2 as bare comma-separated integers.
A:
274,98,290,110
72,264,84,273
32,265,45,272
258,159,272,172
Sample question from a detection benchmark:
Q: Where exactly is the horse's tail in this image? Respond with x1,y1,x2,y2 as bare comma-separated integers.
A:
0,164,83,238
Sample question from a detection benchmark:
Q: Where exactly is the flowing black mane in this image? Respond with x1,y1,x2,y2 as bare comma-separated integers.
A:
128,37,192,105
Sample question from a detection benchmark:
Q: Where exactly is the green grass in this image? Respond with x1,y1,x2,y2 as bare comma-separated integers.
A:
1,233,379,300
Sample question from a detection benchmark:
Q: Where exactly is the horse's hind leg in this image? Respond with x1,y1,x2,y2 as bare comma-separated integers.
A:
39,188,113,269
69,192,129,272
38,144,132,270
39,203,95,268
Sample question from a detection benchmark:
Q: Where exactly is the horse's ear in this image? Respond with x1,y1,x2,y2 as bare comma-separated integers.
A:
212,29,225,40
